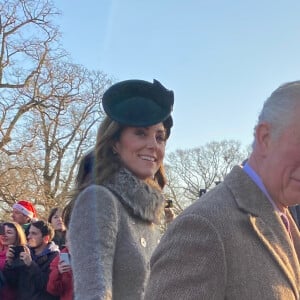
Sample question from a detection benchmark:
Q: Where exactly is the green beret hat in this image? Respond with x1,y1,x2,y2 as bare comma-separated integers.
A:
102,79,174,131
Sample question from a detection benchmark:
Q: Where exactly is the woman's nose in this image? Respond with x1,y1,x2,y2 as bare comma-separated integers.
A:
146,136,158,148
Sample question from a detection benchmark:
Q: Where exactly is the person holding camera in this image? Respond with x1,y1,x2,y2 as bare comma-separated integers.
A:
48,207,67,250
4,220,59,300
47,232,73,300
64,79,174,300
0,222,27,300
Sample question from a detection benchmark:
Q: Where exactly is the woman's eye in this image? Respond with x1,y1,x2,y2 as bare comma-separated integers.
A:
135,129,146,136
156,135,166,143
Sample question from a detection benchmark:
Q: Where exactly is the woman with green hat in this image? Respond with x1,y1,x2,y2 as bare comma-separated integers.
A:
65,79,174,300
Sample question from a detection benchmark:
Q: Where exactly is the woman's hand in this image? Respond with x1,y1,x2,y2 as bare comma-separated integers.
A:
20,245,32,266
58,260,72,274
6,245,15,265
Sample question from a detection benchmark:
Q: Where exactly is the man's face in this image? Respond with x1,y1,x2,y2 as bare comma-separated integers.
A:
262,111,300,207
27,225,46,249
12,209,30,225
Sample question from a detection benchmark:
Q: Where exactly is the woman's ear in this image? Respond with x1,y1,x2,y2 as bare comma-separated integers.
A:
112,145,118,155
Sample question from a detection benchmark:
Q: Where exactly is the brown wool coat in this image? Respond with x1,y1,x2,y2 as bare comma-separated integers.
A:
144,166,300,300
69,168,164,300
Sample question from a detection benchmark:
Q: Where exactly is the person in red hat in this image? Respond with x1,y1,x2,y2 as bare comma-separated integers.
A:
11,200,37,236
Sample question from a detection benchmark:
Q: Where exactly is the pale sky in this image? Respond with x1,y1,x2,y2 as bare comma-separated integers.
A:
53,0,300,152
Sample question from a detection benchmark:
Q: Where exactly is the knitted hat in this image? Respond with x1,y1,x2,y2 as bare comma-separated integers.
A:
13,200,37,219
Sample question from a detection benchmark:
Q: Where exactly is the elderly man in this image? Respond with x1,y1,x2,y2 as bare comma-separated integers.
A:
144,81,300,299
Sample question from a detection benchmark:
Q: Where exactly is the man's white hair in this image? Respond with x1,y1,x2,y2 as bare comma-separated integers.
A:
252,80,300,148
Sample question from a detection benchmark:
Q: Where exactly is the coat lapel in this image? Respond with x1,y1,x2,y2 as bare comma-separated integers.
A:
224,166,300,296
250,215,299,296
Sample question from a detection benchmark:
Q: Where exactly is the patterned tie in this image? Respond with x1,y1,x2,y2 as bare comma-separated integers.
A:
281,214,292,241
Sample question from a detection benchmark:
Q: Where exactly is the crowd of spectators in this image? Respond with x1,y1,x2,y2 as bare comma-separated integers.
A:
0,201,73,300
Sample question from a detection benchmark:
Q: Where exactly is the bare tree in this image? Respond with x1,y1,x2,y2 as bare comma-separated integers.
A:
0,0,61,154
166,140,247,207
163,163,186,214
33,61,112,212
0,0,115,219
0,150,38,219
0,59,112,218
0,0,59,88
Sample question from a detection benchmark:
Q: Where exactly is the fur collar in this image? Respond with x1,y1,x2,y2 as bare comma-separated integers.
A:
104,168,165,224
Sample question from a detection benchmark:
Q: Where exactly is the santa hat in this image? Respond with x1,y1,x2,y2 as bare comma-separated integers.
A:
13,200,37,219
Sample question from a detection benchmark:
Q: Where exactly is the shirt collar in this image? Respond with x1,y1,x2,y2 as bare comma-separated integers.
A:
243,163,284,215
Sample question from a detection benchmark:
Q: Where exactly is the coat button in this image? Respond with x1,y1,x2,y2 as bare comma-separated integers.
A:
140,237,147,247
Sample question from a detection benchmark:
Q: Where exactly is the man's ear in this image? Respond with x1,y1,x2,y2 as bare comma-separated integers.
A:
255,122,271,156
43,235,50,244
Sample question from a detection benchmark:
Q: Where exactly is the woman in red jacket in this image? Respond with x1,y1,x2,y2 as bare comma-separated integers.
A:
47,238,73,300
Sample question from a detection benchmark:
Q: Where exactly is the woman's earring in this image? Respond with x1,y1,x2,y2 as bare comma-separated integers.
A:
112,148,117,155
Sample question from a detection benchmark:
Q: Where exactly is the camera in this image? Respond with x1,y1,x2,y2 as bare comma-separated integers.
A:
12,245,25,259
60,252,71,266
165,199,173,208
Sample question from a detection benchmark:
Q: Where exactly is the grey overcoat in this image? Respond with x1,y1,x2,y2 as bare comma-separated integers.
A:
69,168,164,300
144,166,300,299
